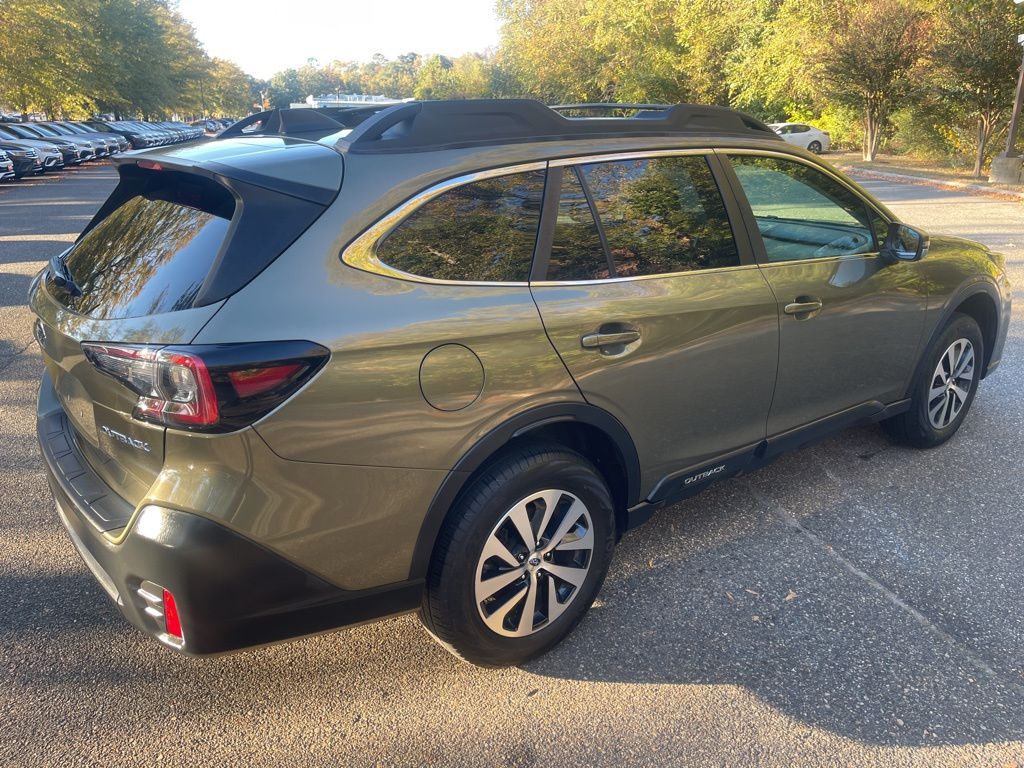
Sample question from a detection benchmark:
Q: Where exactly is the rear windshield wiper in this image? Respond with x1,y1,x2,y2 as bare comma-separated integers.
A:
49,248,82,297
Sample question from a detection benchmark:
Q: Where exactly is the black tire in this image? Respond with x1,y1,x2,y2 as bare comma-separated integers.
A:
808,140,823,154
420,442,616,667
883,312,983,448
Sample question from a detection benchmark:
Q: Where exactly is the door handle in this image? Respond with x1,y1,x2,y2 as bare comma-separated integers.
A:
581,330,641,349
783,297,823,317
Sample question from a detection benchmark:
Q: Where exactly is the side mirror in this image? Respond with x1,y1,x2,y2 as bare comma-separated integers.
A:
882,223,929,262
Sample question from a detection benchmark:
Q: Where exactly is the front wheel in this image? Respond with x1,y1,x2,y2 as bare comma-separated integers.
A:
883,312,983,448
420,443,616,667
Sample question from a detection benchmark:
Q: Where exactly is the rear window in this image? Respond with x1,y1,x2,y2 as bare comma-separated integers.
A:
50,173,234,319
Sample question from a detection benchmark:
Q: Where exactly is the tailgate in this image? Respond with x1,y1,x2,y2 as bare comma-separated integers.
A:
28,147,339,507
31,278,221,507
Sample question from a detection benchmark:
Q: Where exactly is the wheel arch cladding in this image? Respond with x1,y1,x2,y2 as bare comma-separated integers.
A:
408,404,641,580
954,291,998,376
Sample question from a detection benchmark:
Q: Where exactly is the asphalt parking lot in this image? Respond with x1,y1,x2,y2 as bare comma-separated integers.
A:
1,164,1022,767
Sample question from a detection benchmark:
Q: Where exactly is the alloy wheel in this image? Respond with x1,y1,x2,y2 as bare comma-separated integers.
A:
474,489,594,638
927,338,975,429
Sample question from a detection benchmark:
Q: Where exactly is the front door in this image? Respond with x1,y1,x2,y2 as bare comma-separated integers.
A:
530,153,779,496
723,152,928,436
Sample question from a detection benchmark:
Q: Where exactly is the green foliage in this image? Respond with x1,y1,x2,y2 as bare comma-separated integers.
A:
0,0,254,118
3,0,1023,170
929,0,1024,175
820,0,930,160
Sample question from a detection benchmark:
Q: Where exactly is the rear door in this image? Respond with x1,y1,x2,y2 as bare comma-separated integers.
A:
530,152,780,497
720,151,927,436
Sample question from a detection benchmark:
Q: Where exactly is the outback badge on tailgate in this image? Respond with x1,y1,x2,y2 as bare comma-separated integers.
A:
100,424,151,453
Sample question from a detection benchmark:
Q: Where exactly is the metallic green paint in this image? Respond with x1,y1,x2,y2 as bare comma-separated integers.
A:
31,125,1012,626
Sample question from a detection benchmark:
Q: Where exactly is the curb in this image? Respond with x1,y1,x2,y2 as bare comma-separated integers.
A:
834,164,1024,203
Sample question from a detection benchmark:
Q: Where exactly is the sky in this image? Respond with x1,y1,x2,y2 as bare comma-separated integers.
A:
175,0,503,80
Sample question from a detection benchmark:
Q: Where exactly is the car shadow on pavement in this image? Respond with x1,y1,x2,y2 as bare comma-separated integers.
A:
526,452,1024,749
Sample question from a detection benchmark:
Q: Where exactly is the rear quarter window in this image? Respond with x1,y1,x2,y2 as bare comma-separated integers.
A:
374,170,546,282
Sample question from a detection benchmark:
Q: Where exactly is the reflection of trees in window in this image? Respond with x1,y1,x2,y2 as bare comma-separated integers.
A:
580,157,739,277
58,195,230,320
731,157,871,229
376,171,545,282
549,168,609,281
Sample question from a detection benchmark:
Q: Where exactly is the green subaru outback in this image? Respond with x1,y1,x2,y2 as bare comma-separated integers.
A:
31,100,1011,667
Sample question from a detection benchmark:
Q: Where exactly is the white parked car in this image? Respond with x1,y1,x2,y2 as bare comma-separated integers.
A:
768,122,830,153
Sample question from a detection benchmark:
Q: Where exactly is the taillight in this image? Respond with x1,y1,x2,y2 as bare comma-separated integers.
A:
82,340,328,433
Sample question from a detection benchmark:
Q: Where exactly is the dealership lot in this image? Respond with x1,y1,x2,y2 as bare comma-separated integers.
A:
1,165,1022,767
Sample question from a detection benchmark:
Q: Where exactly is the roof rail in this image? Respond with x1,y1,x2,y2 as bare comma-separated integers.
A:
338,99,779,154
220,99,780,152
217,105,392,141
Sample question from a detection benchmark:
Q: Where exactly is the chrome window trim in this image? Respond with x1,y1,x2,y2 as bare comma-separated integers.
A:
754,252,882,269
530,263,760,287
341,161,547,286
341,146,886,287
548,147,710,167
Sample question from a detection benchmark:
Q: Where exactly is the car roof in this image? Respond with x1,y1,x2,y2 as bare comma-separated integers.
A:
219,99,783,153
117,100,890,217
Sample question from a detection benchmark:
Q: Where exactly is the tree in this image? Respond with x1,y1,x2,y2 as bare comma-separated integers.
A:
674,0,781,107
266,68,304,108
205,58,254,117
820,0,930,160
0,0,93,118
933,0,1024,177
496,0,609,101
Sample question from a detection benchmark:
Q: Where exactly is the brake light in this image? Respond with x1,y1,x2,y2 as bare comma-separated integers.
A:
227,363,303,398
136,159,163,170
82,341,328,433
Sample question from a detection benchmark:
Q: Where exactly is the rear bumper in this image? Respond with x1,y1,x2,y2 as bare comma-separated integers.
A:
36,376,422,656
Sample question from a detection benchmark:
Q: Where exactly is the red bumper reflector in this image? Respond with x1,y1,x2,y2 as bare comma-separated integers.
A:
162,589,182,639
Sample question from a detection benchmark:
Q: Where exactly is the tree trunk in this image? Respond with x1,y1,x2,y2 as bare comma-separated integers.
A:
973,117,986,178
863,112,877,162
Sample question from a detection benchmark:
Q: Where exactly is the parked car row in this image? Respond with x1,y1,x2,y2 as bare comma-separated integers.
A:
83,119,204,148
0,120,120,179
191,118,236,135
0,119,204,181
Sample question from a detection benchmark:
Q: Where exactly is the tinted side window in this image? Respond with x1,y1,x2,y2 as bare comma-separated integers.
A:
376,170,545,282
548,167,610,281
730,156,874,262
579,156,740,277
